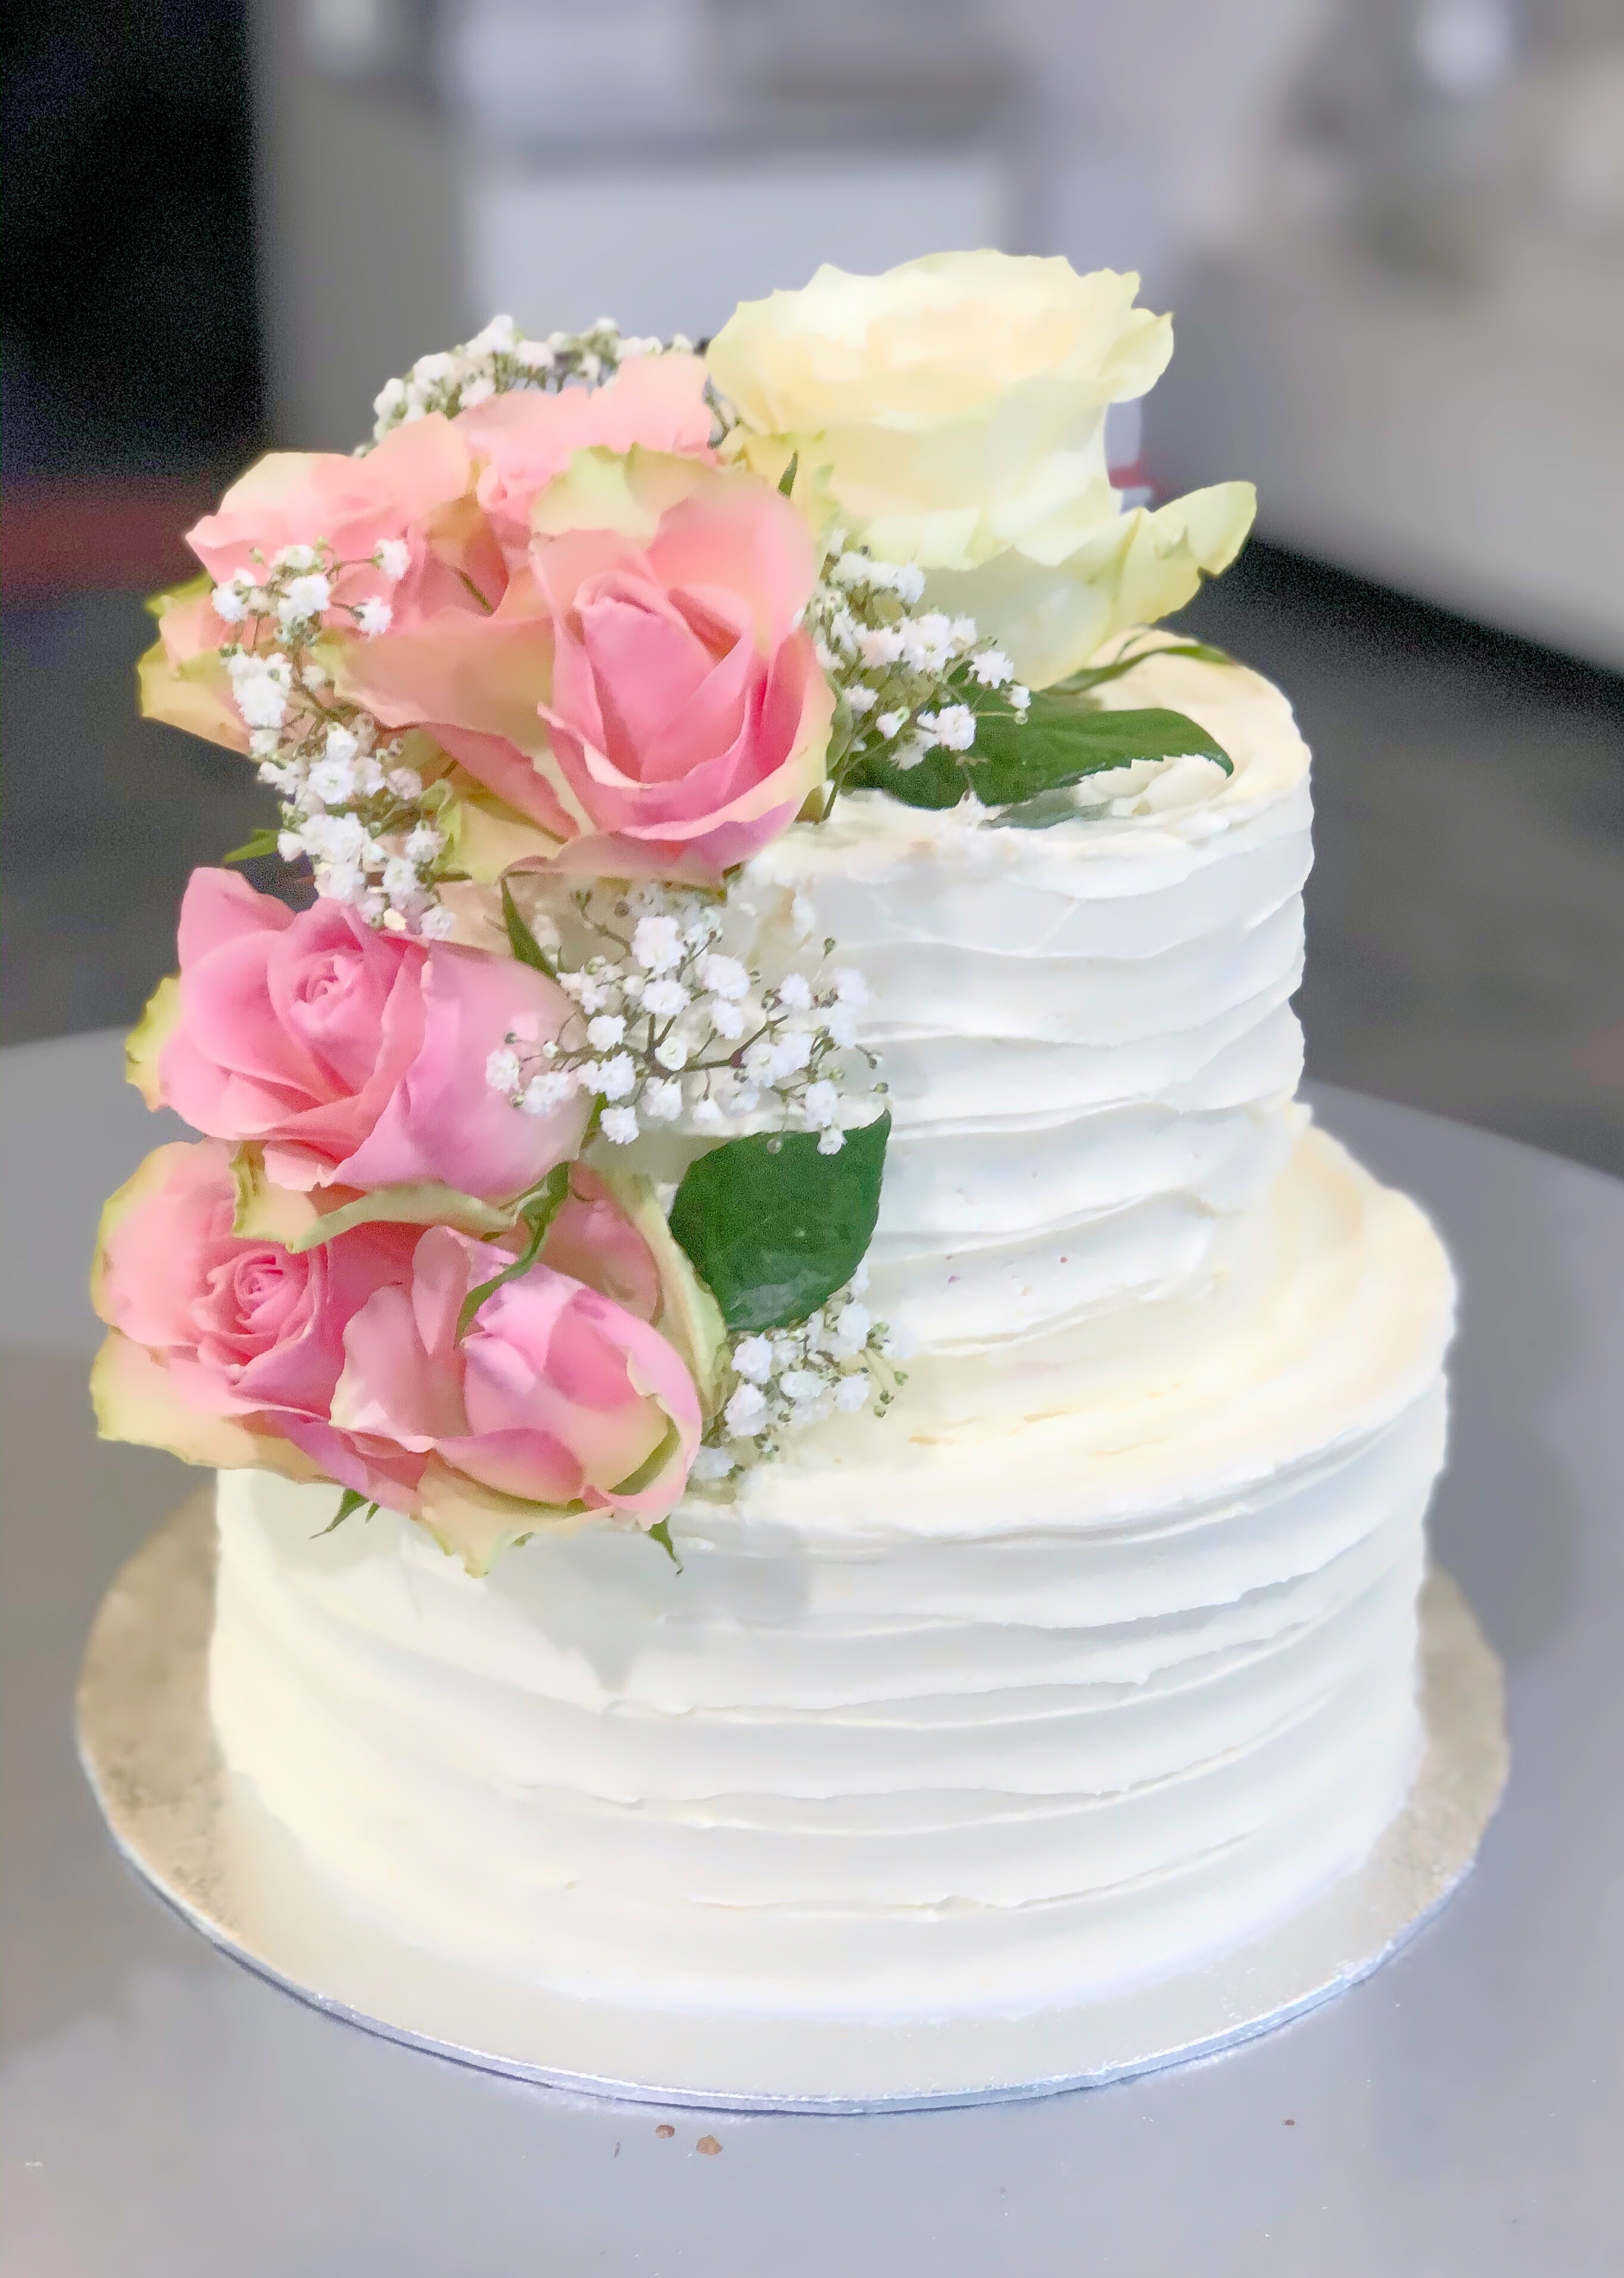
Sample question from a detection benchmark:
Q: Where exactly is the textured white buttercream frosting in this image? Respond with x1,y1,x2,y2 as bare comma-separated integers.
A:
208,647,1455,2020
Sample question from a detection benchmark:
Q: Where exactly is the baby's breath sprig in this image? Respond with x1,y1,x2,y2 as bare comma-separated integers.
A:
367,312,730,447
805,540,1032,816
213,541,456,936
687,1263,917,1492
487,881,879,1152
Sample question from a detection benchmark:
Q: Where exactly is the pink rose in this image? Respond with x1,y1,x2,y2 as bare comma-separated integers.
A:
331,1222,703,1566
455,353,715,572
338,453,832,883
186,414,503,628
139,869,587,1200
91,1139,423,1499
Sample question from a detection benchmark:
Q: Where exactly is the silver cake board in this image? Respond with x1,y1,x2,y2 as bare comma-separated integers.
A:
76,1493,1508,2115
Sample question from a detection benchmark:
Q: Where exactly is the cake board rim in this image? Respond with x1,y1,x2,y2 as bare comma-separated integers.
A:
75,1490,1508,2115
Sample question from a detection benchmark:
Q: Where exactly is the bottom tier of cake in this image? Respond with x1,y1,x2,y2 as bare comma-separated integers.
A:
209,1124,1454,2024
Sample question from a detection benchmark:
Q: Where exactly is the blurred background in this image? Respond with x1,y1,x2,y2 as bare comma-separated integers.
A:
4,0,1622,1171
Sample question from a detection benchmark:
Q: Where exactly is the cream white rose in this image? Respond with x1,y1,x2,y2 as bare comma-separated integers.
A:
707,249,1255,688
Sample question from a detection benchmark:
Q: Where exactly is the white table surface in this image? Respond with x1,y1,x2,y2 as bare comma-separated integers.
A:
3,1032,1622,2276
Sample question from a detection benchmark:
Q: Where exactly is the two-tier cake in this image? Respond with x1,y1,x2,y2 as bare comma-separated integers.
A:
91,251,1460,2069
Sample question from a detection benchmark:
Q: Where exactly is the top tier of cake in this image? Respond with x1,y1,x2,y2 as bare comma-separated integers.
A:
743,645,1311,1366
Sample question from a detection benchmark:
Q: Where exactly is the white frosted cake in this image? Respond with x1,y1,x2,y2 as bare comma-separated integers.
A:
207,646,1454,2020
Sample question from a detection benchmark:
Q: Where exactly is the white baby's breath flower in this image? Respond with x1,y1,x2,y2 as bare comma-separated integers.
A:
919,703,976,752
689,1446,735,1484
697,952,749,1001
731,1336,774,1384
418,905,457,939
653,1033,690,1072
875,709,907,740
586,1014,626,1051
278,572,332,625
691,1095,726,1130
374,538,410,582
640,977,690,1018
600,1105,640,1145
356,598,394,637
707,997,747,1040
776,973,812,1011
857,626,906,671
522,1070,576,1115
642,1077,684,1122
308,756,356,804
724,1382,768,1437
403,824,442,865
210,584,248,624
487,1046,521,1094
317,860,365,902
802,1081,841,1132
631,914,684,972
232,674,288,733
386,766,423,800
592,1053,637,1101
835,1374,872,1413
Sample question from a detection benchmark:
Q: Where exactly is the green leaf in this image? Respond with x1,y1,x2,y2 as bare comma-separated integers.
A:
314,1487,376,1537
850,700,1230,815
456,1163,572,1338
971,700,1231,805
648,1517,682,1570
777,450,799,499
501,878,558,978
845,741,968,810
668,1112,890,1334
223,827,282,866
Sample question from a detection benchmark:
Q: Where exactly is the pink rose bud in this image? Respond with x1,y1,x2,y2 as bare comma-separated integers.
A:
145,869,589,1200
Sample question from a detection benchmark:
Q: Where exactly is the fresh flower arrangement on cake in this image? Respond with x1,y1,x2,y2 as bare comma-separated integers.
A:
93,250,1255,1573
